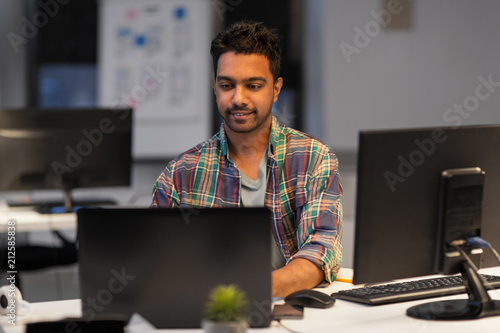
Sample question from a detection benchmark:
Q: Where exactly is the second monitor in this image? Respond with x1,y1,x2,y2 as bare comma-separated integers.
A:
353,124,500,319
0,108,133,212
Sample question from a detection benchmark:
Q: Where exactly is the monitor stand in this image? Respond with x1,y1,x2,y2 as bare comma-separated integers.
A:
406,260,500,320
63,187,73,213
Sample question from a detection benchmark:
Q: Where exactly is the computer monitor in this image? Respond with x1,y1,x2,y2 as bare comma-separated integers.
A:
354,124,500,320
0,108,132,211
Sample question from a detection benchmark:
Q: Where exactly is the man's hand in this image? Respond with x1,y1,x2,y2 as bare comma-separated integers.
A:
272,258,324,297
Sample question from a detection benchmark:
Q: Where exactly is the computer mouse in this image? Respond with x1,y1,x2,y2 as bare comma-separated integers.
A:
284,289,336,309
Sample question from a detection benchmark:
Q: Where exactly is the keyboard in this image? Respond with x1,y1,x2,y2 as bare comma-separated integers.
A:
332,274,500,305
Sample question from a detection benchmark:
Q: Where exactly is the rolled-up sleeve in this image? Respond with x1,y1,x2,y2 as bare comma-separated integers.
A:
290,151,343,283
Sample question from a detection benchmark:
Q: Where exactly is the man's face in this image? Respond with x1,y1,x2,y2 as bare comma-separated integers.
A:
213,52,282,134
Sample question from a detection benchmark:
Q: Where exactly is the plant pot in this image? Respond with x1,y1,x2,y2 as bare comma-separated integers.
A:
201,319,248,333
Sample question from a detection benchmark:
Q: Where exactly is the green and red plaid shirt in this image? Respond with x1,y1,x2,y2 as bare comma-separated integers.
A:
151,116,343,282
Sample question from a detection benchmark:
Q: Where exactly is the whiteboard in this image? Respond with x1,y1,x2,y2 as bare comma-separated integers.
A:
97,0,213,159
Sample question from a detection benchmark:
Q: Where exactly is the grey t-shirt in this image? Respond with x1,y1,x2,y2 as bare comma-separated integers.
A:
239,150,286,270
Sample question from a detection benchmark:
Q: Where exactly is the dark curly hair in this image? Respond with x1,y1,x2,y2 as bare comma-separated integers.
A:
210,21,282,82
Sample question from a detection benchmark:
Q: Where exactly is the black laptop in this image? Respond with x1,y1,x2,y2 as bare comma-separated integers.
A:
77,207,272,328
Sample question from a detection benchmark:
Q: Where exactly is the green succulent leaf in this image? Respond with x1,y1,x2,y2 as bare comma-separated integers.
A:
205,284,248,323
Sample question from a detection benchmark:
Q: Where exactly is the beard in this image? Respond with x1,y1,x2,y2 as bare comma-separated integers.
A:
222,105,272,134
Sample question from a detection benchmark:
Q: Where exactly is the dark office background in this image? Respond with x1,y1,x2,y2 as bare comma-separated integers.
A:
25,0,98,108
26,0,304,134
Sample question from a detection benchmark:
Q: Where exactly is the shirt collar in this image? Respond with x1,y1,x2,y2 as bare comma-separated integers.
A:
269,115,281,155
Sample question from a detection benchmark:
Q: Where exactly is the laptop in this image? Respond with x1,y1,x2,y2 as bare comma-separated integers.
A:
77,207,272,328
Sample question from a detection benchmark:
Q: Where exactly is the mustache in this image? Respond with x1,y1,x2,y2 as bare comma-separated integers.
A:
226,106,257,113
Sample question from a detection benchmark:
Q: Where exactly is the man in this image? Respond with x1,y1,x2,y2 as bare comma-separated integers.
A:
151,21,342,297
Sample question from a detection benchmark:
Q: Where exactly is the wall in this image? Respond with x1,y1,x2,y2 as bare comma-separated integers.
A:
305,0,500,154
304,0,500,268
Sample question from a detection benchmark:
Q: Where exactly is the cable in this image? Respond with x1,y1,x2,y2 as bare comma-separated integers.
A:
467,236,500,265
275,319,304,333
0,285,33,321
466,236,491,249
49,215,63,300
490,246,500,264
452,241,494,291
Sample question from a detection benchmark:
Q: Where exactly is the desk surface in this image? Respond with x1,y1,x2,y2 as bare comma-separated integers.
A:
0,207,76,232
3,267,500,333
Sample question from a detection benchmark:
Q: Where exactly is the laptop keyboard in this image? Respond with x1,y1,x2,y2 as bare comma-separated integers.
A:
332,274,500,305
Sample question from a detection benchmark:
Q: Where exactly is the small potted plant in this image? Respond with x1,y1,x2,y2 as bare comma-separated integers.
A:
202,284,248,333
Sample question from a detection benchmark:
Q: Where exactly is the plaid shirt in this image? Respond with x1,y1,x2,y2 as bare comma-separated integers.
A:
151,116,342,282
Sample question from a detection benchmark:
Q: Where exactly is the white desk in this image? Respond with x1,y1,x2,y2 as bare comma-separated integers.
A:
0,207,76,233
3,267,500,333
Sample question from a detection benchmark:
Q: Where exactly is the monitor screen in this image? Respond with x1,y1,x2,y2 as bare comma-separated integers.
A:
0,108,132,208
353,124,500,285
